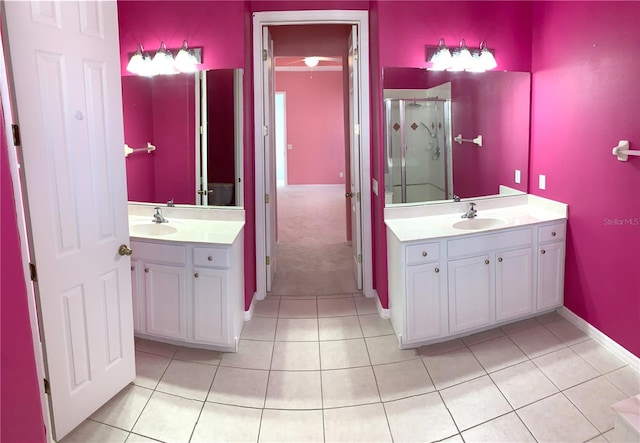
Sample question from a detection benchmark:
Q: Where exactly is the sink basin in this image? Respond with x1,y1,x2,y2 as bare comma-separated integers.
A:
453,217,507,230
129,222,178,237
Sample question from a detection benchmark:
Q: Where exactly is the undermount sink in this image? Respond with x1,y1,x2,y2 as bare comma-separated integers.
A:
452,217,507,230
129,222,178,237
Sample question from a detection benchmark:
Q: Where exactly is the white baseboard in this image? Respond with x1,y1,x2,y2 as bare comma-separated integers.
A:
244,293,257,321
371,289,390,319
557,306,640,374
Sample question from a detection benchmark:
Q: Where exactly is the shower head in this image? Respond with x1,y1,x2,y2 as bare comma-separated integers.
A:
407,101,423,108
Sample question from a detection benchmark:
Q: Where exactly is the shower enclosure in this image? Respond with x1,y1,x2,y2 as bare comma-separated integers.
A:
384,98,453,204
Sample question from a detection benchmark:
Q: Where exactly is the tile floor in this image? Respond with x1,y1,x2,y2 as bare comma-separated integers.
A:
63,294,640,443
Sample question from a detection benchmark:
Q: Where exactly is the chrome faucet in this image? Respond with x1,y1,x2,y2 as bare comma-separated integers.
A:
167,198,175,207
153,207,168,223
453,194,461,202
461,202,477,219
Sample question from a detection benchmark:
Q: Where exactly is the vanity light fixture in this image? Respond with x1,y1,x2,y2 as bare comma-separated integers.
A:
175,40,199,72
303,56,320,67
126,40,203,77
427,39,497,72
152,41,178,75
126,45,154,76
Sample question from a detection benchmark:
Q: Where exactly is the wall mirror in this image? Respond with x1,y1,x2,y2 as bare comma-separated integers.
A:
383,68,530,206
122,68,243,207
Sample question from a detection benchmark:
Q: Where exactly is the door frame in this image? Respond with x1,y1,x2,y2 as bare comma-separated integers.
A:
252,10,373,300
274,91,287,187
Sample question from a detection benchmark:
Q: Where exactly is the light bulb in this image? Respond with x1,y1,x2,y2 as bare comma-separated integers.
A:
479,41,497,70
304,57,320,67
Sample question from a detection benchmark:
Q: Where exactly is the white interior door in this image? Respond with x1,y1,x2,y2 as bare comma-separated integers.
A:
348,25,363,290
263,27,277,292
196,70,208,205
233,69,244,207
4,1,135,439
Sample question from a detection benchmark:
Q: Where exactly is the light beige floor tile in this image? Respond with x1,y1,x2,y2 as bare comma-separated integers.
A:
603,428,617,441
571,340,627,375
271,341,320,370
61,420,128,443
469,336,528,373
259,409,324,443
517,393,599,443
605,366,640,396
439,435,464,442
220,340,273,370
240,317,278,341
132,391,202,443
564,376,628,432
324,403,392,442
135,339,177,358
156,359,217,401
317,297,357,317
253,298,280,317
90,384,152,430
318,316,363,340
320,338,370,370
544,318,590,346
354,295,378,315
275,318,319,341
278,298,317,318
125,433,158,443
173,346,222,366
586,434,609,443
422,347,486,390
373,359,434,402
534,310,563,324
365,335,418,365
462,327,505,346
265,370,322,409
134,351,171,389
532,347,599,390
359,314,395,337
440,375,512,431
322,366,381,408
509,325,566,358
500,318,540,335
191,402,262,443
461,412,535,442
489,360,559,409
207,366,268,408
418,338,466,357
384,392,458,442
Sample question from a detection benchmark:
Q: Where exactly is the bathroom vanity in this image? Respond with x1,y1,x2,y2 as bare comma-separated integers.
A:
385,194,568,348
128,204,245,352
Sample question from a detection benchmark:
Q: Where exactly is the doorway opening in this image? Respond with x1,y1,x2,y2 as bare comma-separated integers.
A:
253,10,373,302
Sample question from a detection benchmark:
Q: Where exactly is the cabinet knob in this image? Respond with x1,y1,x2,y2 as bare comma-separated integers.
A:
541,249,546,255
498,257,503,262
131,265,135,271
434,267,440,273
551,231,557,237
194,273,199,278
144,268,149,273
485,259,490,265
422,251,428,257
207,256,213,261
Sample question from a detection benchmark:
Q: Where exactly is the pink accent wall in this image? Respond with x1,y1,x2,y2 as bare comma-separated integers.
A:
1,103,46,442
530,1,640,357
276,71,346,185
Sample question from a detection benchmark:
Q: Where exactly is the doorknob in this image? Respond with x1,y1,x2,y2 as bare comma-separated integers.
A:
345,192,354,198
118,244,133,256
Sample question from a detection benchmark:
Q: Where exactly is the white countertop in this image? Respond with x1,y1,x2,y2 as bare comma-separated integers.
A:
385,195,568,243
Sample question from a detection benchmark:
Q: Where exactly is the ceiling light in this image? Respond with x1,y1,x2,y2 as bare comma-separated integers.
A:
304,57,320,67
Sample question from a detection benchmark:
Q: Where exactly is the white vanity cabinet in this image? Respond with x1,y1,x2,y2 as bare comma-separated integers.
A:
537,223,566,311
447,254,492,334
130,236,244,352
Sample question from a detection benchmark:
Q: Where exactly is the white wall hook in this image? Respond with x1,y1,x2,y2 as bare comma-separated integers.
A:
454,134,483,147
612,140,638,162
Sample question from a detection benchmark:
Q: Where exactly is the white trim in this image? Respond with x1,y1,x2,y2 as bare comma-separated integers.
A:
244,292,258,321
557,307,640,374
0,20,53,442
372,290,390,319
253,10,373,301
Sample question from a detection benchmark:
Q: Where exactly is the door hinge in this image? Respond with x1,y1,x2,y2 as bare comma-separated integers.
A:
199,125,204,135
263,125,268,136
357,254,362,264
12,124,21,146
356,192,361,203
263,49,268,61
354,124,360,135
43,378,50,395
265,193,270,204
354,48,359,60
266,256,270,265
29,263,37,282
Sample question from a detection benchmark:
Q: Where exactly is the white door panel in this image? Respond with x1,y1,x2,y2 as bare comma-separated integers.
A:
263,27,277,292
349,25,363,290
4,1,134,439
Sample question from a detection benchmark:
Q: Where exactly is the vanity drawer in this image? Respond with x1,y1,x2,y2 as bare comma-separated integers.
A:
538,223,566,243
406,242,440,265
131,241,186,265
193,246,230,268
448,228,533,259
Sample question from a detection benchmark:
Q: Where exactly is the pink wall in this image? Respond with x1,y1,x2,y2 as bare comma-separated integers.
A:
207,69,236,187
276,71,346,185
1,103,46,442
530,1,640,357
372,1,534,307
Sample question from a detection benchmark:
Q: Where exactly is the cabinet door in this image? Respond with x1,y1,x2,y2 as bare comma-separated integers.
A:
145,263,187,340
448,255,492,334
130,260,143,333
537,242,565,311
193,267,229,345
496,248,534,322
405,263,444,342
